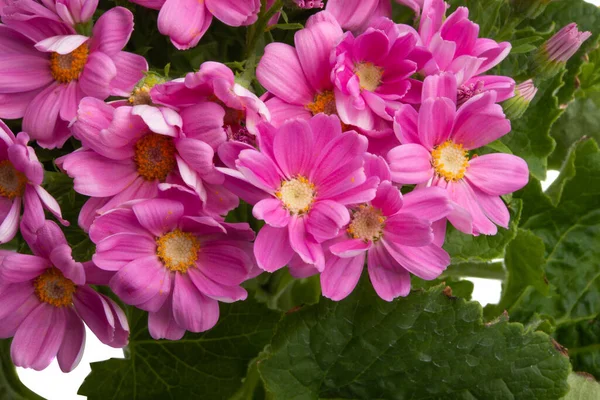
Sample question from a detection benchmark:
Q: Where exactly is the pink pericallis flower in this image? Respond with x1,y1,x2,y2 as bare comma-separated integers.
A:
236,114,378,275
90,198,257,340
321,154,452,302
130,0,260,50
294,0,324,9
544,23,592,63
388,73,529,236
257,11,344,128
0,3,148,148
150,62,270,170
57,97,238,231
0,220,128,372
331,20,425,130
0,120,67,244
326,0,425,32
45,0,99,25
418,0,514,104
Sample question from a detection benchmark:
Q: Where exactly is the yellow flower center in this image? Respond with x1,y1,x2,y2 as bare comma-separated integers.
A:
307,91,338,115
133,133,177,181
355,62,383,92
156,229,200,273
50,43,89,83
34,268,76,308
0,160,27,199
347,205,385,242
275,176,315,215
431,140,469,181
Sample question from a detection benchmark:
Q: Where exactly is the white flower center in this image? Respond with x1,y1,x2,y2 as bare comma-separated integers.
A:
431,140,469,181
355,62,383,92
348,205,385,242
156,229,200,273
276,176,315,215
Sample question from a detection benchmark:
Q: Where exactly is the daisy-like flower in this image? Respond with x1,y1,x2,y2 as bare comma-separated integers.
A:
90,198,257,340
331,19,425,130
257,12,344,128
0,3,147,148
129,0,260,50
0,220,128,372
0,121,66,243
388,73,529,235
322,154,452,301
57,97,237,231
236,114,378,275
326,0,422,32
418,0,515,105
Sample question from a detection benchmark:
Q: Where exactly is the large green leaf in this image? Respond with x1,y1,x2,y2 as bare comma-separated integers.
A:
0,340,44,400
443,199,522,263
555,319,600,380
258,283,571,400
78,299,280,400
561,373,600,399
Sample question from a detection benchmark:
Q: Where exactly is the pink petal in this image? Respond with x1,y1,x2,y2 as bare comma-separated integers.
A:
446,180,496,235
175,138,215,177
326,0,378,31
472,187,510,229
90,7,134,56
253,198,290,228
288,216,325,270
306,200,350,243
265,97,312,128
57,308,85,372
205,0,260,26
274,119,313,177
73,286,115,346
400,186,452,222
418,97,455,150
78,51,117,99
387,143,433,185
295,20,341,92
0,200,20,244
11,304,67,371
384,213,433,247
256,43,314,106
393,104,419,144
110,52,148,97
158,0,212,50
466,153,529,196
236,149,283,192
94,233,156,271
22,83,65,147
132,199,183,236
0,55,53,93
310,130,368,186
188,268,247,303
329,238,371,257
367,244,411,301
0,90,44,119
370,180,403,216
0,286,38,339
89,208,145,243
422,71,457,103
148,294,185,340
321,253,365,301
254,225,294,272
34,34,89,54
180,102,226,148
172,273,219,332
382,239,449,280
49,244,85,285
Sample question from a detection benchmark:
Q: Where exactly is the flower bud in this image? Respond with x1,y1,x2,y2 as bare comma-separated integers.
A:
533,23,592,79
292,0,324,8
503,79,538,120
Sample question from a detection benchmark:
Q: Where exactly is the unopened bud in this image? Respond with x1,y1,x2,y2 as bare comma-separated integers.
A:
503,79,538,120
533,23,591,79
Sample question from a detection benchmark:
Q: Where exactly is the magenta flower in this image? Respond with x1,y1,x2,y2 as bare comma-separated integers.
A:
0,3,147,148
388,73,529,235
0,121,66,243
57,97,238,230
321,154,452,301
0,220,128,372
130,0,260,50
331,20,424,130
294,0,324,9
150,62,270,170
90,198,257,340
418,0,514,104
44,0,99,25
257,12,344,128
236,115,378,275
326,0,425,32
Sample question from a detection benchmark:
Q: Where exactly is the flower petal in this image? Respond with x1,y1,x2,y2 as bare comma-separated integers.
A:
89,7,134,56
254,225,294,272
466,153,529,196
367,244,411,301
321,253,365,301
172,273,219,332
132,199,184,237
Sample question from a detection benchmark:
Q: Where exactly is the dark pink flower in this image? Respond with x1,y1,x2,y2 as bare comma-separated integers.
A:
90,198,257,340
130,0,261,50
321,154,451,301
0,220,128,372
0,2,147,148
388,73,529,235
0,120,66,243
236,115,378,275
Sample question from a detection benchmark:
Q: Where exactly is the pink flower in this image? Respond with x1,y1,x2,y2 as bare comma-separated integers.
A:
331,19,425,130
236,115,378,275
0,3,147,148
0,120,66,243
388,73,529,235
325,0,424,32
257,12,344,128
150,62,269,170
45,0,99,25
294,0,324,9
130,0,260,50
419,0,514,104
90,198,257,340
321,154,452,301
57,97,238,231
0,220,128,372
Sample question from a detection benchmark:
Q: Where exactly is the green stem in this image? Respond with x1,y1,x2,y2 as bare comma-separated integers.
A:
245,0,284,59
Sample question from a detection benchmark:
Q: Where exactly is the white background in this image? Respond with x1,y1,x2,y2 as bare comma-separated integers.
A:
15,0,600,397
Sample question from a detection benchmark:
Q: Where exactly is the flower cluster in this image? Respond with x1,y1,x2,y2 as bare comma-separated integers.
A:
0,0,591,372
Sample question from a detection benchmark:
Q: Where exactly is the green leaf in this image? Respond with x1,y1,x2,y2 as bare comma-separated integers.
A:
249,269,321,312
555,318,600,379
443,199,522,263
78,299,280,400
258,282,571,400
560,373,600,399
485,229,549,319
0,340,45,400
